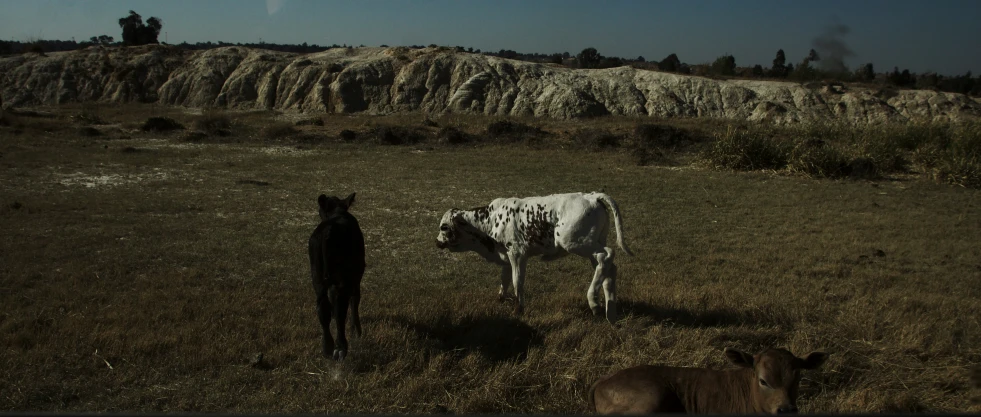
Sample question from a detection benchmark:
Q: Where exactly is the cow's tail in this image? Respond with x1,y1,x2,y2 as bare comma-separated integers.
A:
596,193,633,256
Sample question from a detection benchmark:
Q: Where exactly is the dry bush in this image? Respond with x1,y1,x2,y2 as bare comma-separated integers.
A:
573,128,622,151
701,126,788,171
76,126,102,137
372,125,428,145
436,126,471,144
192,108,233,136
486,119,547,143
295,117,325,127
140,117,184,132
339,129,357,141
259,122,298,140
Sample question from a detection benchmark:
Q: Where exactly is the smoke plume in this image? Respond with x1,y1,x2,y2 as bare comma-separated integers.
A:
812,22,855,74
267,0,288,16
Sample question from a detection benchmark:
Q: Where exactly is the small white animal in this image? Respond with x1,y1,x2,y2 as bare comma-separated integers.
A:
435,192,632,322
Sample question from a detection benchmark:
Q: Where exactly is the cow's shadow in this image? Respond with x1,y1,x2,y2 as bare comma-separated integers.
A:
617,299,775,328
382,314,544,363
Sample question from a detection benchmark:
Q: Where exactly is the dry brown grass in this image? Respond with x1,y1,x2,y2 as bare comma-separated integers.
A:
1,106,980,413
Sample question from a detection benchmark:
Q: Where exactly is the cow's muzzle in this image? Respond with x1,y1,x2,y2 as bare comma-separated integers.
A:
435,240,448,249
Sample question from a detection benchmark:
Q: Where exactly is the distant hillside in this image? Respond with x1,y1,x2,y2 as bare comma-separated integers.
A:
1,45,979,125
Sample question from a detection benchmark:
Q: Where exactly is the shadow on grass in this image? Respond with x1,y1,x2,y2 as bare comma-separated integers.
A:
384,314,544,363
618,299,775,328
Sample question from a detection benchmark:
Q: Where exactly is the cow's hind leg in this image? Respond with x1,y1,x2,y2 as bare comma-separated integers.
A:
599,247,618,323
315,289,335,359
499,265,512,303
330,285,350,361
586,257,603,316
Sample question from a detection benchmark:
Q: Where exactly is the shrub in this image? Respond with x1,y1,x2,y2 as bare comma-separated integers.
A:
702,127,788,171
192,109,232,136
78,126,102,137
932,156,981,188
436,126,470,144
486,120,545,142
786,140,850,178
372,126,427,145
574,128,621,151
339,129,357,141
141,117,184,132
295,117,325,127
633,124,691,148
259,122,297,140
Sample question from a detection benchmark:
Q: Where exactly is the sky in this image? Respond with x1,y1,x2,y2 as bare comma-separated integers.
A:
1,0,979,75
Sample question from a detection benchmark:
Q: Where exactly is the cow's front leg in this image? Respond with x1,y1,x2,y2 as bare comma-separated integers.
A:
498,265,512,303
507,251,528,315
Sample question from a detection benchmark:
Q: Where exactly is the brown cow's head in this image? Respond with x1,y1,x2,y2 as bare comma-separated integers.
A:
725,347,828,414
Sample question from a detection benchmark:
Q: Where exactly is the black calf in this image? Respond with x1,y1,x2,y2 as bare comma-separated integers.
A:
308,192,365,361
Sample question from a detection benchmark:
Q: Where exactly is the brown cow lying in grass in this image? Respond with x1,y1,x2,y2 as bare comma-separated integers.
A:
590,347,828,414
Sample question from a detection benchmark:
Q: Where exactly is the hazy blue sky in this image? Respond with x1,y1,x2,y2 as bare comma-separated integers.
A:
1,0,979,75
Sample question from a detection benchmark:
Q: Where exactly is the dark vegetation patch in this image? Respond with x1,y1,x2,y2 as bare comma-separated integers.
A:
339,129,357,141
191,109,233,136
485,120,547,143
178,130,208,142
630,124,700,165
141,117,184,132
372,125,429,145
259,122,298,140
436,126,471,144
77,126,102,137
573,128,622,151
295,117,324,127
236,179,271,186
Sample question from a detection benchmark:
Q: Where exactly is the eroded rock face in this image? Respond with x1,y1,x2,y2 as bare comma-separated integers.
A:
2,45,979,125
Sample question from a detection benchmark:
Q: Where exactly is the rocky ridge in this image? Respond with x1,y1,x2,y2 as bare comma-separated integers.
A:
2,45,979,125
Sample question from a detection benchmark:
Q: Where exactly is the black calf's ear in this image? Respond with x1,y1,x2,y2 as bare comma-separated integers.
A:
317,194,329,209
724,348,755,368
343,192,356,209
798,352,828,370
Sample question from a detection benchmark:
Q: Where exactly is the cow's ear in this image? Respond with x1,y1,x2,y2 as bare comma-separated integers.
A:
452,211,468,226
724,348,755,368
343,192,356,209
798,351,828,370
317,194,329,210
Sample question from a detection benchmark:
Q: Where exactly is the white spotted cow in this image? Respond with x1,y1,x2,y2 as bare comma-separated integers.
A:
435,192,633,323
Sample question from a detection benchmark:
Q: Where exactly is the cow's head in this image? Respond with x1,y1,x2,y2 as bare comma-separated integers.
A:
725,347,828,414
318,192,356,221
435,208,465,251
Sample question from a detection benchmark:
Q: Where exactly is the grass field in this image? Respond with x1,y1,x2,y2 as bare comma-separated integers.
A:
1,106,980,413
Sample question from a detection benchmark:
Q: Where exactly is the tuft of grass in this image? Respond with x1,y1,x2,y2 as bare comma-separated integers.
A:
573,128,621,151
701,126,788,171
786,140,850,178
